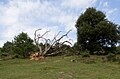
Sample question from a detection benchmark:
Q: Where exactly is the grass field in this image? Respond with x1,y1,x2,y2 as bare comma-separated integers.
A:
0,56,120,79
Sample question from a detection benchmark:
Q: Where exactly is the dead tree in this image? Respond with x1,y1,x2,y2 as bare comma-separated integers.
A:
34,29,72,57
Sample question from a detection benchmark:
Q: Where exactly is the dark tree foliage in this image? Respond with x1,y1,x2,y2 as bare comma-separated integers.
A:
13,32,35,58
0,47,2,54
118,26,120,46
76,7,119,54
1,41,13,54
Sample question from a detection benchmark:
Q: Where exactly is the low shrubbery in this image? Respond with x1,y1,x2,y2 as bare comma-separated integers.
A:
0,53,21,61
81,50,90,58
104,53,120,63
106,53,116,62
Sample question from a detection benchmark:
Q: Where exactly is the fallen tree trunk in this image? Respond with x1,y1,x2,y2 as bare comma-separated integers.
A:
30,29,72,60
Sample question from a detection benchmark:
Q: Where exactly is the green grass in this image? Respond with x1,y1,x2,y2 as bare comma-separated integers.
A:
0,56,120,79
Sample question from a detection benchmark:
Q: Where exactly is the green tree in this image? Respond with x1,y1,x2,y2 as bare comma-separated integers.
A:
76,7,119,54
1,41,14,54
0,47,2,54
13,32,35,58
118,26,120,46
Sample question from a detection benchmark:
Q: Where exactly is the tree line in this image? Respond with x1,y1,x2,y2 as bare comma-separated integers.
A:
0,7,120,59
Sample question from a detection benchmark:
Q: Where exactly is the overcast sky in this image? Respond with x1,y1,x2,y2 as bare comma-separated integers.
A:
0,0,120,47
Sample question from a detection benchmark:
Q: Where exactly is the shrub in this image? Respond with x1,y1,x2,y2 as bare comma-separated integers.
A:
106,53,116,62
94,50,106,55
81,50,90,58
14,54,20,58
118,59,120,64
0,53,9,58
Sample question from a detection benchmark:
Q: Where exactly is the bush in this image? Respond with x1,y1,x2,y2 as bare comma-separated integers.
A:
116,47,120,54
81,50,90,58
118,59,120,64
106,53,116,62
94,50,106,55
0,53,9,58
0,53,20,60
14,54,20,58
116,57,120,63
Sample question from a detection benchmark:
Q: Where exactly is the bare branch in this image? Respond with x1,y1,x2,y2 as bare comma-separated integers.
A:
51,29,72,46
61,41,72,46
34,29,41,44
51,31,61,43
38,31,50,38
56,29,72,42
33,28,72,57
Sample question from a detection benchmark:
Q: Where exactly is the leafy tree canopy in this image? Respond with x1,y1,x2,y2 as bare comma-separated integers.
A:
1,41,13,54
13,32,35,58
76,7,119,54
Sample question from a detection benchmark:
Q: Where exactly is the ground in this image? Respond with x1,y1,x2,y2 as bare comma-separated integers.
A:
0,56,120,79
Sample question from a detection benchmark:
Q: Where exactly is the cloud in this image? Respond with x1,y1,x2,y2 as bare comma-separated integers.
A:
97,0,119,22
61,0,96,9
0,0,97,47
102,2,108,7
107,8,118,14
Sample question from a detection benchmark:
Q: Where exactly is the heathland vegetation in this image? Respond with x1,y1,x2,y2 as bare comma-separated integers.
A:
0,7,120,79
